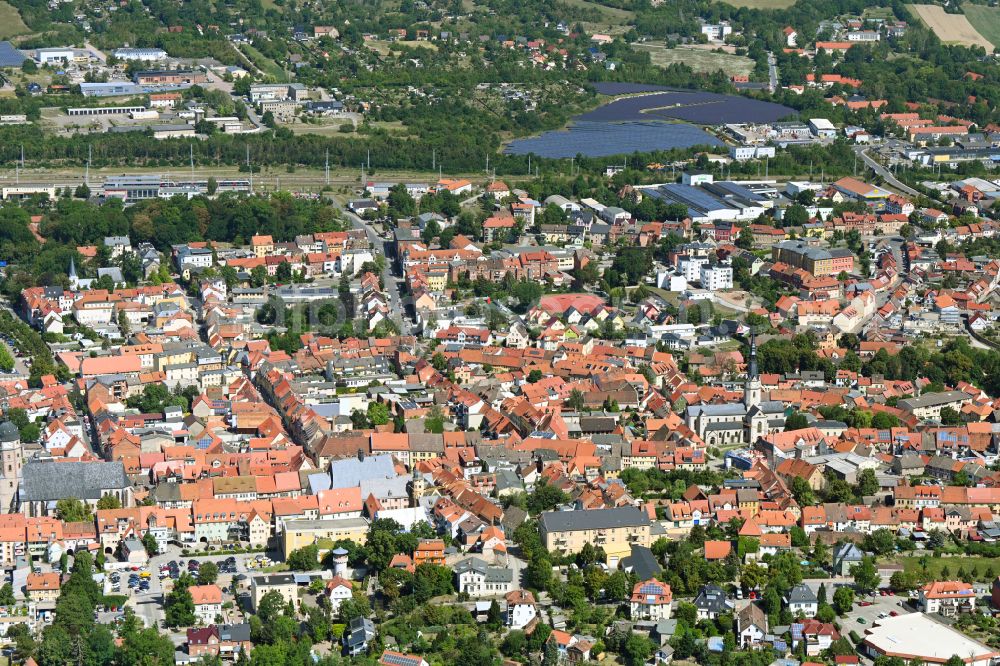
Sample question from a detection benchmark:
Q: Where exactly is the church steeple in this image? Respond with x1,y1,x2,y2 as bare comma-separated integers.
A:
744,330,762,409
68,256,78,289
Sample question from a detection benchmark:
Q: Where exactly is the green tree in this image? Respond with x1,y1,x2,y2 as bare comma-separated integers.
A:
856,468,879,497
286,544,320,571
0,583,15,606
142,532,159,556
55,498,91,523
97,494,122,510
0,345,13,373
424,404,446,434
367,401,390,426
871,411,900,429
165,574,197,628
198,562,219,585
486,599,503,629
526,480,568,514
852,557,880,596
863,528,897,556
624,633,655,666
833,585,854,615
784,412,809,431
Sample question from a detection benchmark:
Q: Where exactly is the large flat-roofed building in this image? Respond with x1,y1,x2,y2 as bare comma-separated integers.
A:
897,391,972,421
832,176,892,203
67,106,147,117
103,175,163,201
539,506,652,564
250,572,330,610
281,518,368,557
1,185,58,200
113,48,167,62
79,81,145,97
250,574,297,610
640,181,770,223
771,240,855,277
133,70,206,85
861,613,999,666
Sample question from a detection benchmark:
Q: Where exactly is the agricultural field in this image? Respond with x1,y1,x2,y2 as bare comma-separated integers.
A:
908,4,994,52
633,43,755,77
0,1,29,40
714,0,796,9
962,3,1000,49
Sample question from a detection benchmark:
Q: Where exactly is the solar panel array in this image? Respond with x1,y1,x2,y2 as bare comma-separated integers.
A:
381,654,420,666
0,42,25,68
639,582,664,595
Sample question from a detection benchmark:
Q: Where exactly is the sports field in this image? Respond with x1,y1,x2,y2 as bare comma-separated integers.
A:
962,3,1000,49
908,4,994,51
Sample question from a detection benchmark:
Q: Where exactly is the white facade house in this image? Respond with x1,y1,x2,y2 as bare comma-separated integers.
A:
680,257,709,282
701,22,732,41
326,576,353,613
453,557,515,598
700,265,733,291
506,590,538,629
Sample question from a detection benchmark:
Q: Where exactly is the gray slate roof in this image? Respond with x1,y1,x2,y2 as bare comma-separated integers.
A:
21,461,129,501
539,506,650,533
0,421,18,442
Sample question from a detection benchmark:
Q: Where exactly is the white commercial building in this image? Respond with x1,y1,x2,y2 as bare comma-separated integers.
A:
112,48,168,62
862,613,999,666
809,118,837,138
35,48,75,65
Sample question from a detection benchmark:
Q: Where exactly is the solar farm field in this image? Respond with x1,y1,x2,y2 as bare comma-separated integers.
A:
582,87,795,125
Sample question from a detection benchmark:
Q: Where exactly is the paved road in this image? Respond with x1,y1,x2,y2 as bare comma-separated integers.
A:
334,203,415,335
84,41,109,63
855,147,920,197
767,52,778,92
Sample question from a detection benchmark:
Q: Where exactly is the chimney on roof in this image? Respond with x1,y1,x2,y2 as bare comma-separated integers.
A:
357,449,364,462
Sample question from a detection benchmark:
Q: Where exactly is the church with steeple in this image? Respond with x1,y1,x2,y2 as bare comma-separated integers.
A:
684,332,786,447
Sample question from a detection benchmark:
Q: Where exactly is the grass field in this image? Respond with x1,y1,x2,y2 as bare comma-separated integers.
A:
962,3,1000,48
366,39,439,56
240,44,287,80
561,0,635,26
909,4,994,51
0,1,29,40
633,43,755,76
714,0,796,9
899,555,1000,582
286,122,355,136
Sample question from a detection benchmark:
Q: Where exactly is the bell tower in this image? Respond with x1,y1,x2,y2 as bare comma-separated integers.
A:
0,422,22,513
743,331,762,409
